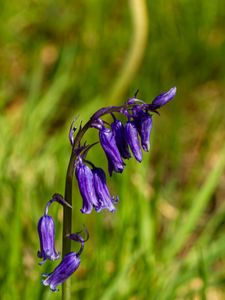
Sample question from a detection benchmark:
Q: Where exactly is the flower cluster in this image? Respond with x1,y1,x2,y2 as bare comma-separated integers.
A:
75,87,176,214
37,87,176,292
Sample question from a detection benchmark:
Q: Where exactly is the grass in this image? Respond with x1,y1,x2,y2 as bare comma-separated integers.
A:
0,0,225,299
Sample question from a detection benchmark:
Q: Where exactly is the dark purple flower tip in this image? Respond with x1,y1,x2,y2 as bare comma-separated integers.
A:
111,119,131,159
42,252,80,292
124,121,142,162
37,215,60,265
75,157,99,214
99,126,125,176
150,86,176,109
92,167,117,213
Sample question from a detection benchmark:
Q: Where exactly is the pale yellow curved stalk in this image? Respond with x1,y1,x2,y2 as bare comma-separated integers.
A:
109,0,149,103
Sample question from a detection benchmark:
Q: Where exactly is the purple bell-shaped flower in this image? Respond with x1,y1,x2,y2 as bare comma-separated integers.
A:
37,215,59,265
75,157,100,214
124,121,142,162
111,118,131,160
92,167,117,212
132,107,152,152
37,194,71,265
99,125,125,176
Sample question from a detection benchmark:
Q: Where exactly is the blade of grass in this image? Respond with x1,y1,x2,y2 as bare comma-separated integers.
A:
165,141,225,259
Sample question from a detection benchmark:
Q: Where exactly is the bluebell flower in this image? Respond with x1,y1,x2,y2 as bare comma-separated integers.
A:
139,113,152,152
132,108,152,152
124,121,142,162
92,167,117,212
75,157,100,214
99,126,125,176
37,215,60,265
42,232,88,292
37,194,71,265
111,119,131,159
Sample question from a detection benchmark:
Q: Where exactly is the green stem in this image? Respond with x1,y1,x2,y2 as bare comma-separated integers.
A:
61,121,91,300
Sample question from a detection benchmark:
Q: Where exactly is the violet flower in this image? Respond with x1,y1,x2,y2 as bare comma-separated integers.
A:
99,125,125,176
42,232,88,292
92,167,117,212
75,157,100,214
124,121,142,162
132,107,152,152
37,194,71,265
37,215,60,265
111,119,131,159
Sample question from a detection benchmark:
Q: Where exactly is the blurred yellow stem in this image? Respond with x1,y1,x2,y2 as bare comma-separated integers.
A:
109,0,149,103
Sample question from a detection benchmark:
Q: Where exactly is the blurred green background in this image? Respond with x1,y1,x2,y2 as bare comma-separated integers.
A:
0,0,225,299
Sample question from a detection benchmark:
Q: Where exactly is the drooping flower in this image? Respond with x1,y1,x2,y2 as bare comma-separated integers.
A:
99,125,125,176
132,107,152,152
42,232,88,292
75,157,100,214
37,215,60,265
42,252,80,292
111,119,131,159
139,113,152,152
92,167,117,212
37,194,71,265
124,121,142,162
